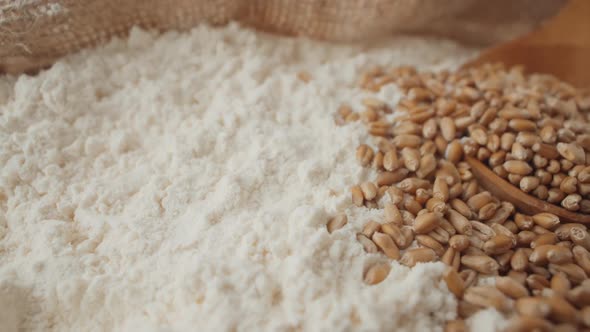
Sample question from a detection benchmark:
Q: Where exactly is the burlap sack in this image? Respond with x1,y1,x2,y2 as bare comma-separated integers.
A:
0,0,566,74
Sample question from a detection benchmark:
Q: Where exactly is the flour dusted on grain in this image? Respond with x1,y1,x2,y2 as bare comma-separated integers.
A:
0,24,475,331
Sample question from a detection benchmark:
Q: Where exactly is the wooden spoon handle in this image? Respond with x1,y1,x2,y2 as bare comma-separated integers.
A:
466,157,590,224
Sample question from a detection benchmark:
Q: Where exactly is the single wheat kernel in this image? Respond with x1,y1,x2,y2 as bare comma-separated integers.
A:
362,97,386,110
495,276,529,299
511,143,531,161
448,234,470,252
401,210,416,226
514,213,534,230
372,153,385,172
551,173,566,188
466,191,493,212
356,144,374,166
381,223,406,248
560,176,578,194
470,127,488,146
393,121,421,136
510,248,529,272
549,263,588,284
531,233,558,249
382,150,400,171
550,273,572,296
356,233,378,253
376,169,409,186
361,108,378,123
489,151,506,168
493,223,516,243
532,213,560,229
532,173,550,191
369,122,391,137
440,117,456,141
509,173,523,186
461,180,479,201
483,235,513,255
571,226,590,251
434,135,448,154
410,211,439,234
393,134,422,148
461,255,499,274
578,166,590,183
386,186,404,205
445,320,467,332
496,250,514,270
561,159,574,172
503,160,533,175
579,180,590,194
448,183,463,200
361,221,381,238
399,226,414,249
540,125,557,144
546,294,579,323
443,267,465,298
400,247,437,267
562,194,582,211
422,118,437,139
546,246,573,264
327,214,347,233
567,283,590,309
372,232,400,259
529,244,559,265
358,182,376,201
533,154,548,168
547,188,566,204
430,226,450,244
430,178,448,203
456,267,478,288
486,134,500,153
518,176,539,193
463,285,511,312
454,116,474,133
500,132,516,151
514,296,551,317
447,207,473,234
363,262,390,285
420,140,437,155
557,142,586,164
351,185,364,206
401,147,420,172
515,129,539,146
526,273,550,292
443,140,463,163
416,154,437,179
516,231,536,247
509,118,537,132
297,71,312,83
546,159,561,174
503,220,519,233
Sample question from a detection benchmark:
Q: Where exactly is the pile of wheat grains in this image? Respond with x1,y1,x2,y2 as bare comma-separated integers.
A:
330,64,590,331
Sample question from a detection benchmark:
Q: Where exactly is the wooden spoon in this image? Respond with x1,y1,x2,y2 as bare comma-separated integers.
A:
463,0,590,222
466,157,590,224
462,0,590,87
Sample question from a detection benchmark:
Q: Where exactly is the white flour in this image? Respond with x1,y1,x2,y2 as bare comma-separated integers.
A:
0,24,477,331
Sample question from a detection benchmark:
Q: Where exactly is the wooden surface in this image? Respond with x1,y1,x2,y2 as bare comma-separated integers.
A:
463,0,590,87
467,157,590,224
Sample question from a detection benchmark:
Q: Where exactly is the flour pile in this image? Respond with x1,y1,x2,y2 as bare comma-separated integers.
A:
0,24,482,331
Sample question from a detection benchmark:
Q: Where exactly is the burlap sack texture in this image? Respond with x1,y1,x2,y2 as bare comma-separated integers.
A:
0,0,566,74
